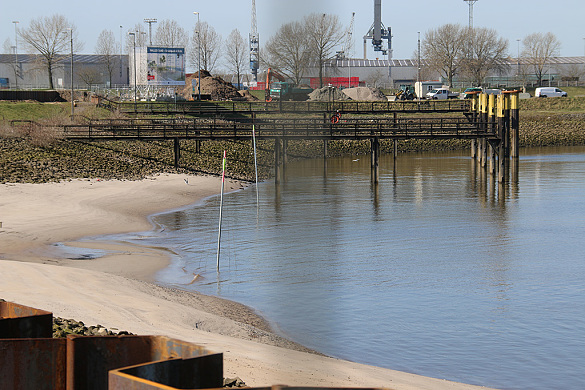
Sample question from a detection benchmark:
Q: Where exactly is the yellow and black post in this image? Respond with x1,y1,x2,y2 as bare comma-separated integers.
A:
510,91,520,158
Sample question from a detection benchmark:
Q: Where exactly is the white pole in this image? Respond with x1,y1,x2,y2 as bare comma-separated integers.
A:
216,151,226,271
252,124,259,206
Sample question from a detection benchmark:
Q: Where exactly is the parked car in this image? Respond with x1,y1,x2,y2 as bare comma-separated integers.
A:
535,87,567,98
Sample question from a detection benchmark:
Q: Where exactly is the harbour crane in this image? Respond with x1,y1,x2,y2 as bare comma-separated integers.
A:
363,0,392,59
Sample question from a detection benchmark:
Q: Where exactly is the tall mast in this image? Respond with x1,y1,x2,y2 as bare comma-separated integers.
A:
249,0,260,82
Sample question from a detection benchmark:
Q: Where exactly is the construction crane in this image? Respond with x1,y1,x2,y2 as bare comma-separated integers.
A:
363,0,392,59
336,12,355,60
249,0,260,82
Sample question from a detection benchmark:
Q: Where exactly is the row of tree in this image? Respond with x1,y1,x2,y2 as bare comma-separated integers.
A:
5,14,567,89
421,24,562,87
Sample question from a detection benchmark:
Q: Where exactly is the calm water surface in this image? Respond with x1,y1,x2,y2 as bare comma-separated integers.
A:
121,147,585,390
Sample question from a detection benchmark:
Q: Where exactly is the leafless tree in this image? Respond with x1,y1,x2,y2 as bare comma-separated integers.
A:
303,13,344,88
560,63,585,85
2,38,20,86
224,29,247,88
189,21,221,72
154,19,188,48
96,29,117,86
77,68,101,88
462,27,509,86
126,23,148,52
19,14,82,89
522,32,561,86
421,24,466,88
264,21,310,85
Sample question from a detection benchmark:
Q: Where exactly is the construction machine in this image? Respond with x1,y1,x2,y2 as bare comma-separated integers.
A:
265,68,312,102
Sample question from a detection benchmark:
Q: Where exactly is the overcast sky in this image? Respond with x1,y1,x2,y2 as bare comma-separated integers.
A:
2,0,584,69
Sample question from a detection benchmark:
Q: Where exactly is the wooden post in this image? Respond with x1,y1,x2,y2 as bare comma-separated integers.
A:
510,92,520,158
371,138,380,183
196,140,201,153
393,139,398,159
479,94,488,167
173,137,180,168
498,140,506,183
489,141,496,175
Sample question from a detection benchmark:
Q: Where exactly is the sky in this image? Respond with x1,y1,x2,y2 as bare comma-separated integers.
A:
2,0,585,70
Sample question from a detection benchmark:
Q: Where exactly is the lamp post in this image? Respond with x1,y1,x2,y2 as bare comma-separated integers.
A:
193,11,201,101
129,32,137,110
12,21,18,89
119,26,123,82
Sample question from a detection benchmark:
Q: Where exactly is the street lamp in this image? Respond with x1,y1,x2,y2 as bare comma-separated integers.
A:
128,32,137,110
12,21,18,89
193,11,201,101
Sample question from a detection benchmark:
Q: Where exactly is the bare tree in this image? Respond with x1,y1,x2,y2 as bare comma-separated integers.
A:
421,24,466,88
224,29,247,88
77,68,101,88
154,19,188,48
264,21,310,85
2,38,20,86
96,29,117,86
19,14,82,89
522,32,561,86
189,21,221,72
303,13,344,88
126,23,148,52
560,63,585,85
462,27,509,86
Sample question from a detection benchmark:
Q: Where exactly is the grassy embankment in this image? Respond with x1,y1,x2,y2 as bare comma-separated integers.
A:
1,95,585,184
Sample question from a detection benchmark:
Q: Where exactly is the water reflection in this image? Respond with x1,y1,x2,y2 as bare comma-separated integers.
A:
131,146,585,390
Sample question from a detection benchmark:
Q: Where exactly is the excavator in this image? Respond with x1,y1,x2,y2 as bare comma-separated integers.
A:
265,68,312,102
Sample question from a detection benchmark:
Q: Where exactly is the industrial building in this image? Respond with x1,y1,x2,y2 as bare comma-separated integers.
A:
0,53,129,89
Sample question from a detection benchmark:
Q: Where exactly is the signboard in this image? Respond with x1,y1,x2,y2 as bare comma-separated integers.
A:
146,47,185,86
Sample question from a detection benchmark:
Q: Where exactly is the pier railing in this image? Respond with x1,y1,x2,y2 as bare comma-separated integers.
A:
63,115,491,141
103,98,471,115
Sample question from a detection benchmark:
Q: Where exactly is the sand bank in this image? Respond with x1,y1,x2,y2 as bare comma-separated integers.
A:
0,174,494,389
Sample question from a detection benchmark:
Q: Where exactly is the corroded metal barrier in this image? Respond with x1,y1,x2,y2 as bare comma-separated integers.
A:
0,301,222,390
0,301,53,338
1,301,386,390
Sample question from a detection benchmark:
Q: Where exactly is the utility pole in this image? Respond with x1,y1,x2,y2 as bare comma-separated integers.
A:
144,18,157,46
249,0,260,82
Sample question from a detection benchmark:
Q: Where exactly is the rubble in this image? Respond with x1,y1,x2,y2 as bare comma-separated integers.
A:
308,86,352,102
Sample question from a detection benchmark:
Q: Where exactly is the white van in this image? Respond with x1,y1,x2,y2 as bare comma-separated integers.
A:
535,87,567,98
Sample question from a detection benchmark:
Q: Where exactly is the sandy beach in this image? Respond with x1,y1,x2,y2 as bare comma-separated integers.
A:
0,173,494,389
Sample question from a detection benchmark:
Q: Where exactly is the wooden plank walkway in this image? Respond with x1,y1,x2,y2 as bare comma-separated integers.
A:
63,115,492,141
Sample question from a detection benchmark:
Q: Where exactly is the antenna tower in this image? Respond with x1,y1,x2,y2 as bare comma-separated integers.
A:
249,0,260,81
463,0,478,30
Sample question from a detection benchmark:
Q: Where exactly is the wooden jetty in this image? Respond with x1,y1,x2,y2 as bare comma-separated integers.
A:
62,93,519,183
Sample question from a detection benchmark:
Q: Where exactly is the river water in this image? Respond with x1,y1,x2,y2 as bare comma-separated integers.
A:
120,146,584,390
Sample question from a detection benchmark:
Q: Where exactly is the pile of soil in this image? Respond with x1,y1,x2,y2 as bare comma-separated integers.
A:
341,87,387,101
308,87,351,102
180,71,255,101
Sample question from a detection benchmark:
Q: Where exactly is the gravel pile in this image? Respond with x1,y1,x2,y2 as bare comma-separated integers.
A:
308,86,351,101
341,87,387,101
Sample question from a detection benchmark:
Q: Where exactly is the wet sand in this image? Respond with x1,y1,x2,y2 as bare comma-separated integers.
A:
0,174,494,389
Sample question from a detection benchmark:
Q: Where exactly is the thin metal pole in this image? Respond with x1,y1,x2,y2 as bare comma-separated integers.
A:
252,124,259,206
216,150,226,271
70,30,74,116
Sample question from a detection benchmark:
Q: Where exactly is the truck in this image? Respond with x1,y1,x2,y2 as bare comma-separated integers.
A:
425,88,459,100
268,81,313,101
265,68,312,101
415,81,444,99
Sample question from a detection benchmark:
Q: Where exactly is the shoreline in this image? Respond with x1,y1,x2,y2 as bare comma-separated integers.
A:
0,173,494,389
